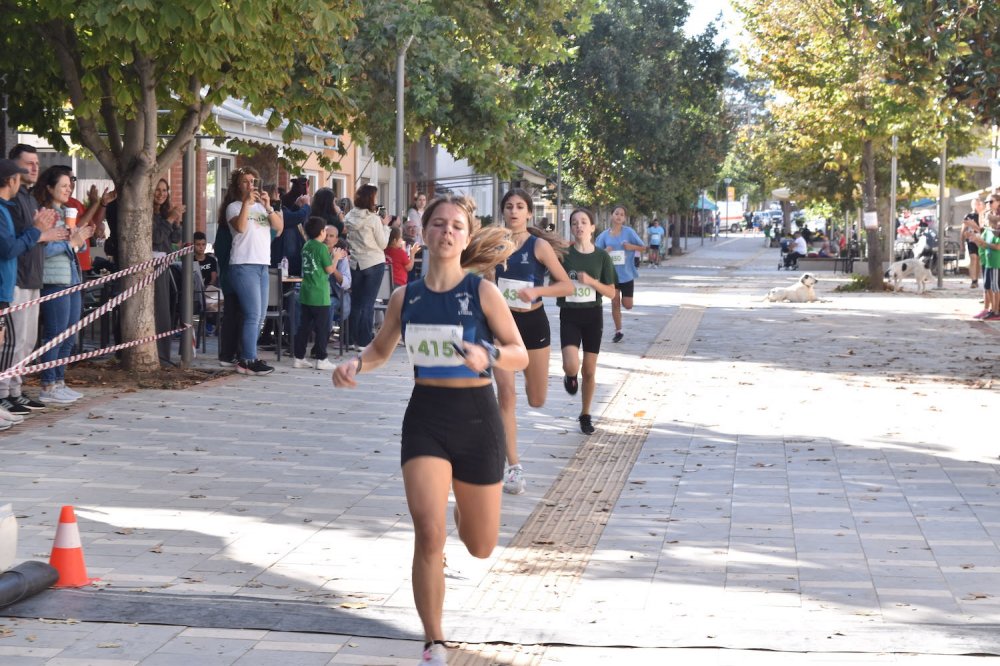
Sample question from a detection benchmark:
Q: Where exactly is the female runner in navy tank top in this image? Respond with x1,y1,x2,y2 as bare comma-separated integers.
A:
332,196,527,666
493,188,573,495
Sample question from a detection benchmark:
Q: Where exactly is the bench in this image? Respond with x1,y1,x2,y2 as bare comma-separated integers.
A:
796,257,841,272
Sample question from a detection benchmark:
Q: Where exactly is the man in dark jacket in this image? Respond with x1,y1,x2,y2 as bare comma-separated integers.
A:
0,156,65,421
0,145,64,414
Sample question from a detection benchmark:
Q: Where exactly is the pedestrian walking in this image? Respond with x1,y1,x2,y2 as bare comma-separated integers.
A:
595,204,645,343
558,208,617,435
493,188,573,494
332,195,528,666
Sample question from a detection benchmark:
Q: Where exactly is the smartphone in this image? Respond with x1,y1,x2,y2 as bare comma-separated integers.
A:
376,205,387,216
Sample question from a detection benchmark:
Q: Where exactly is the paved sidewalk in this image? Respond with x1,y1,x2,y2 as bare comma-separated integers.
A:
1,235,998,665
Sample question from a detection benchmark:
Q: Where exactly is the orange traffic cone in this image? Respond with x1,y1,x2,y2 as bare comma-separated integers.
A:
48,506,98,587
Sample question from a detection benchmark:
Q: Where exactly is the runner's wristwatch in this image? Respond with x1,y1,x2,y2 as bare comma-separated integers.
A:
479,340,500,367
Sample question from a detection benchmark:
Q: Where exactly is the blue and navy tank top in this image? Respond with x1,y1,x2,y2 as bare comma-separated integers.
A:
495,234,545,304
401,273,493,379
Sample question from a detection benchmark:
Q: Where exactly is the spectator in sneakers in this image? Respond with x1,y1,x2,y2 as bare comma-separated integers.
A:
970,213,1000,320
344,184,390,351
293,217,339,371
0,159,67,425
224,167,283,376
0,145,63,414
33,166,95,404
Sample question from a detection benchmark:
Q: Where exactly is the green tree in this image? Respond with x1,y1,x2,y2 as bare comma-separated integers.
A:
853,1,1000,127
1,0,361,371
734,0,977,287
534,0,731,235
0,0,596,371
342,0,599,177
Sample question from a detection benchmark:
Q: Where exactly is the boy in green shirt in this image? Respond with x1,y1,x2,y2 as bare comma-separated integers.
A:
971,213,1000,320
294,216,336,368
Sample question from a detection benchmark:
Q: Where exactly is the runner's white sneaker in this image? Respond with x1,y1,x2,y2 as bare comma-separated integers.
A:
503,464,526,495
0,405,24,424
293,357,314,369
315,358,336,371
422,641,448,665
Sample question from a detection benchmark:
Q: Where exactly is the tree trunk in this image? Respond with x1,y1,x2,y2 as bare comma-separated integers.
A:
118,173,160,372
862,139,884,291
670,212,682,255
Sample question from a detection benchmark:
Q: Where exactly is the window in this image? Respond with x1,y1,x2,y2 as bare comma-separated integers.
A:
205,154,234,243
328,175,347,198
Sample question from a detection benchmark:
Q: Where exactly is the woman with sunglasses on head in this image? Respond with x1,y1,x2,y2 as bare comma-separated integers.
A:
223,167,282,376
595,204,645,343
558,208,617,435
333,196,527,666
493,188,573,495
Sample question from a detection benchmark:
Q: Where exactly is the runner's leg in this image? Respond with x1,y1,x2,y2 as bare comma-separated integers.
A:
402,456,453,644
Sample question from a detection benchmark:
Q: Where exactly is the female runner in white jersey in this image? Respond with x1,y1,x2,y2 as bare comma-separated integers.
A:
332,196,527,666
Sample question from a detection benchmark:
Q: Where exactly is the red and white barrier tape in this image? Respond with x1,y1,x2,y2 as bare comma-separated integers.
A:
0,246,192,318
11,325,191,378
0,248,193,382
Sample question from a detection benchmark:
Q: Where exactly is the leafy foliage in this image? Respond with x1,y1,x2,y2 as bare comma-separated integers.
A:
733,0,978,210
341,0,599,176
532,0,732,215
853,0,1000,126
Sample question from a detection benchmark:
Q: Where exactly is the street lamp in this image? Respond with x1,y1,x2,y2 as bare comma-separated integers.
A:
723,177,732,237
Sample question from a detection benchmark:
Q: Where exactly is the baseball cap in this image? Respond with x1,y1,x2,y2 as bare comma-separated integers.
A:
0,159,29,180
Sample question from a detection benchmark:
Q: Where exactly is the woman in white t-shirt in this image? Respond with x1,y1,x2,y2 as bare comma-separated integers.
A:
224,167,283,376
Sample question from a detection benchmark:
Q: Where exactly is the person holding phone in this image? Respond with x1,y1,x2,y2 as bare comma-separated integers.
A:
344,184,390,350
224,167,283,376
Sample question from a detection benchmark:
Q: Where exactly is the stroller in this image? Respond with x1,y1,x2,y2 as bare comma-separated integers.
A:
778,238,798,270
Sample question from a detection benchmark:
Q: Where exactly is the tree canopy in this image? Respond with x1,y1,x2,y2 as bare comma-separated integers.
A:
851,0,1000,127
533,0,732,216
342,0,599,176
0,0,597,369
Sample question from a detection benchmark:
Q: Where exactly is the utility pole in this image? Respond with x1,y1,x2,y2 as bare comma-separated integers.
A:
395,35,414,221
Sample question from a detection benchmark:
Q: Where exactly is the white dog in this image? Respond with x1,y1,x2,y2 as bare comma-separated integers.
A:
764,273,819,303
884,259,932,293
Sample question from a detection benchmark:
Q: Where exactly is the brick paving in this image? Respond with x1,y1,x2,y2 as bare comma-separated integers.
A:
1,233,998,664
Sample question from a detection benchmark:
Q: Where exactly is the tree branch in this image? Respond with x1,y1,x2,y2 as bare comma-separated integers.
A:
98,68,123,159
135,52,158,173
158,76,215,171
39,19,119,181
